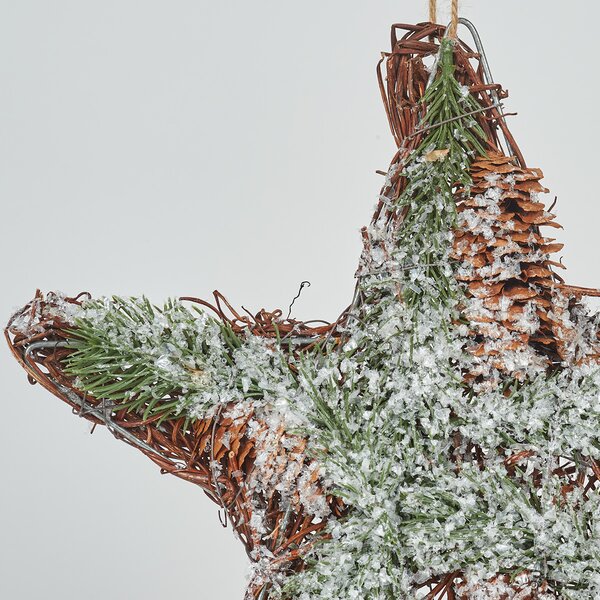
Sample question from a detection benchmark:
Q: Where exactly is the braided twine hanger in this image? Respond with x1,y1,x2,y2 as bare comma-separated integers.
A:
430,0,459,38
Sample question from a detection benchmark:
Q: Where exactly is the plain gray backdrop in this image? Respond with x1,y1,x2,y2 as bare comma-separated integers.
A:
1,1,599,598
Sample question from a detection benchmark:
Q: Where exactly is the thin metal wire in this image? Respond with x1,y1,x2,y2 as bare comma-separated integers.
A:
453,18,517,158
407,102,504,140
22,341,180,463
286,281,311,320
24,339,70,357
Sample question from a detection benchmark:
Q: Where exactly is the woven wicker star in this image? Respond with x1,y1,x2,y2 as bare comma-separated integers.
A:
7,20,600,600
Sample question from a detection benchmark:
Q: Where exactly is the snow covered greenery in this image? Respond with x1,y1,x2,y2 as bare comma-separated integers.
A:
64,297,239,422
55,38,600,598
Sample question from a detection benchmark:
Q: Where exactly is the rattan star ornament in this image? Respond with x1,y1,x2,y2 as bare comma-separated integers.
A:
7,19,600,600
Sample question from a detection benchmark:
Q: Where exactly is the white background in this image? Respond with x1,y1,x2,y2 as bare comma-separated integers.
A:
1,1,599,598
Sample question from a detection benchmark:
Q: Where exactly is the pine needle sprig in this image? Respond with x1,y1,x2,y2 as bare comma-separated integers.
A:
389,38,487,310
64,296,238,420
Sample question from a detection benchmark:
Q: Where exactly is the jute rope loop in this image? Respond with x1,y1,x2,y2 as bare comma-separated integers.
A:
449,0,459,38
428,0,459,38
429,0,437,23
